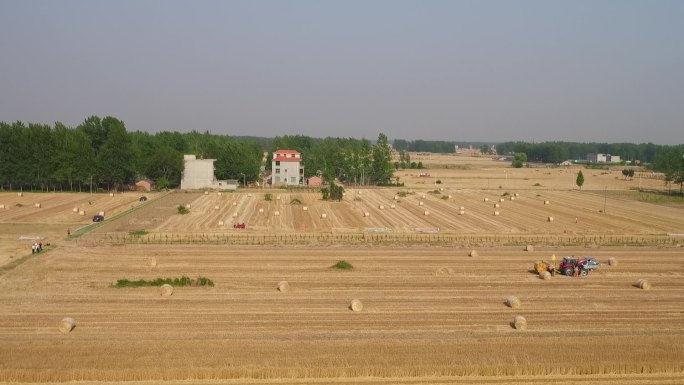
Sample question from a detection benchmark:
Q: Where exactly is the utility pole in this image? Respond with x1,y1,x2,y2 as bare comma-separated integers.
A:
604,186,607,214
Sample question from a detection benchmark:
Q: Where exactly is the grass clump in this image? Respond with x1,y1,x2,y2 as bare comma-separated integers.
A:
177,205,189,214
264,193,272,201
429,190,440,194
502,191,509,196
331,260,354,270
113,276,214,288
290,198,302,205
533,183,542,187
441,195,449,200
397,191,410,197
129,229,148,237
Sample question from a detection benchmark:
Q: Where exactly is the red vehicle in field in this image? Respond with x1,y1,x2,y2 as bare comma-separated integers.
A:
558,257,597,276
233,223,246,229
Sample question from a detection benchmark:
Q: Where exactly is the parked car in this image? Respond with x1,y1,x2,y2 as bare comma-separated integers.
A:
92,214,104,222
139,196,147,202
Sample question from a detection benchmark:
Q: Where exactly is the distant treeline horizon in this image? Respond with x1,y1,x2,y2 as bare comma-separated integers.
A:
1,116,682,191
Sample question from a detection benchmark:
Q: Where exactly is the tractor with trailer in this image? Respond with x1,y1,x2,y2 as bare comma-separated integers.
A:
558,256,600,276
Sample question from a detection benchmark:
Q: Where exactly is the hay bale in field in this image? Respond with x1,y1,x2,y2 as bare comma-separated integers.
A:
276,195,281,200
494,203,500,208
218,220,224,226
499,198,505,202
544,200,550,205
18,192,23,197
349,299,363,312
435,267,454,275
469,250,478,257
259,208,264,213
232,212,238,218
390,204,396,209
109,193,114,197
505,296,521,309
232,202,237,206
419,201,424,206
58,317,76,334
0,204,4,209
363,212,370,217
79,210,86,216
439,187,444,191
394,195,399,200
160,284,174,297
274,211,280,216
34,203,41,208
460,206,465,211
636,279,651,290
539,270,551,280
525,245,534,252
484,197,489,202
448,195,452,199
72,207,78,212
99,211,105,216
321,213,327,219
459,210,465,215
515,193,519,197
357,191,362,195
277,281,289,292
148,257,157,267
378,205,384,210
510,196,515,201
548,217,554,222
214,205,219,210
303,206,308,211
494,211,500,216
185,204,191,209
608,257,618,266
204,191,208,195
513,315,527,330
424,210,430,216
247,193,252,197
218,192,222,196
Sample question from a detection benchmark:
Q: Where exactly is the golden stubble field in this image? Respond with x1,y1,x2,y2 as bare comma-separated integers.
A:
1,155,683,385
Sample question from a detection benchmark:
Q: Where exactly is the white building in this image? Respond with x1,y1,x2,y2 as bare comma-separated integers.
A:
586,153,621,163
180,155,237,190
271,149,303,186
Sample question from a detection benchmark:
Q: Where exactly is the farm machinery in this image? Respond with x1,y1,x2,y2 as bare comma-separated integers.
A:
233,223,246,229
534,256,600,277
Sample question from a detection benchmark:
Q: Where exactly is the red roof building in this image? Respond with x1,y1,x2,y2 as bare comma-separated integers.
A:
272,150,303,186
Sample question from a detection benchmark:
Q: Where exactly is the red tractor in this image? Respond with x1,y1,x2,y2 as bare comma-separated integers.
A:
559,257,590,276
233,223,246,229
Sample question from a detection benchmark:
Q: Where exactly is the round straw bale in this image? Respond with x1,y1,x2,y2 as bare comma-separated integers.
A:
448,195,452,199
378,205,384,210
59,317,76,334
459,210,465,215
526,245,534,252
109,193,114,197
321,213,327,219
419,201,424,206
390,204,396,209
544,200,550,205
277,280,289,292
148,257,157,267
218,192,222,196
185,204,191,209
342,192,346,196
494,211,500,216
276,195,281,200
513,315,527,330
421,194,426,199
424,210,430,216
510,196,515,201
259,208,264,213
350,299,363,312
160,284,174,297
79,210,85,216
608,257,617,266
394,195,399,200
214,205,219,210
0,204,5,209
494,203,500,208
18,192,23,197
439,187,444,191
99,211,105,216
539,270,551,280
460,206,465,211
548,216,554,222
357,191,362,195
303,206,308,211
499,198,505,202
364,212,370,217
484,197,489,202
72,207,78,212
274,211,280,216
204,191,208,195
505,296,521,309
34,203,41,208
218,220,224,226
247,193,252,197
232,212,238,217
636,279,651,290
232,202,237,206
515,193,519,197
469,250,478,257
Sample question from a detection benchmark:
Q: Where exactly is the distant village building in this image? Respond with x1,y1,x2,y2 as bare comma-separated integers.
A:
271,150,304,187
135,179,155,191
180,154,236,190
586,153,621,163
307,176,322,186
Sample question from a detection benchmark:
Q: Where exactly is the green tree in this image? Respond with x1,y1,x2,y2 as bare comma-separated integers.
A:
96,117,134,190
512,152,527,168
576,170,585,190
370,133,393,184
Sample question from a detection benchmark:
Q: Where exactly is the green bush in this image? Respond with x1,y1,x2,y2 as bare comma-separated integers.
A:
113,276,214,288
177,205,189,214
290,198,302,205
129,229,148,237
264,193,272,201
331,260,354,270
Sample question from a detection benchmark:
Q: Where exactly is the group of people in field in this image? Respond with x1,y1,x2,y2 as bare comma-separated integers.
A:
31,242,43,254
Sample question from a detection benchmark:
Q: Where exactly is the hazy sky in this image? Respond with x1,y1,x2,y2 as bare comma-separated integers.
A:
1,0,682,144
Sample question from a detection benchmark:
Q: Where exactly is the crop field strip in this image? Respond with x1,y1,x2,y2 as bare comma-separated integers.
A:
1,244,683,382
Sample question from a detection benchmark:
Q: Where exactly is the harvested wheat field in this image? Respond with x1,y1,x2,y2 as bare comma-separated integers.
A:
2,158,684,384
1,244,684,384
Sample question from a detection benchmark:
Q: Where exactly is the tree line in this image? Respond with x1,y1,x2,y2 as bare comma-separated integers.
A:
0,116,262,191
495,141,667,164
